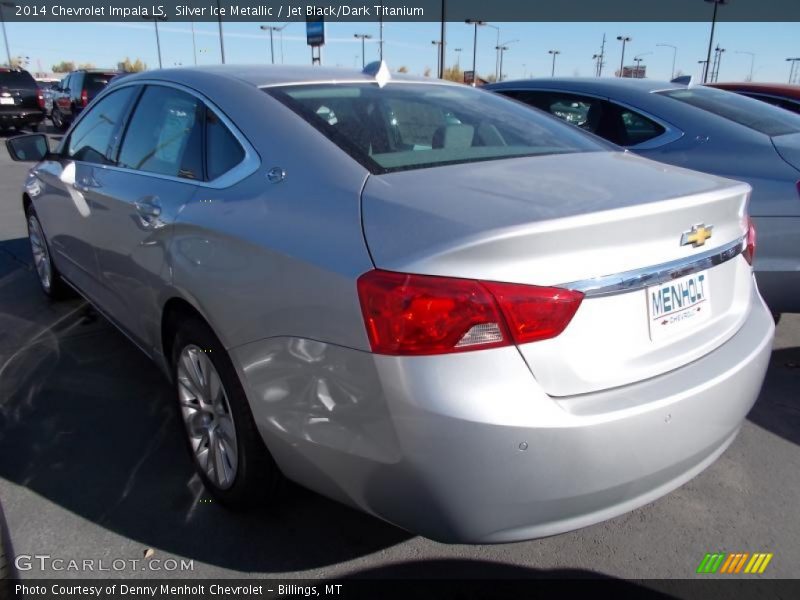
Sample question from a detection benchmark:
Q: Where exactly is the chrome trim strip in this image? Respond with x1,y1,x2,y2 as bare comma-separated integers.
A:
562,236,746,297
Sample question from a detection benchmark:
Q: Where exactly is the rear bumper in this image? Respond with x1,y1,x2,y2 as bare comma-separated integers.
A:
0,110,45,126
232,286,774,543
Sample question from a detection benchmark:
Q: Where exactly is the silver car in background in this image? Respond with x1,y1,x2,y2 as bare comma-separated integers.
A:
486,78,800,316
6,65,773,543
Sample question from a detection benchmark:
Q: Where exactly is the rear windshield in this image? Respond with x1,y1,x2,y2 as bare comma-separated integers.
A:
0,70,36,88
84,73,117,93
657,87,800,137
266,82,606,173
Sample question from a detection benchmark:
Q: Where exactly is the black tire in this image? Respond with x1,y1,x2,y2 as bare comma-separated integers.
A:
51,108,66,131
171,316,281,509
29,122,41,133
25,206,72,300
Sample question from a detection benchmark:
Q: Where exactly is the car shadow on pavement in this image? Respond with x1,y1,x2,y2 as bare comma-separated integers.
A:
0,237,410,573
746,346,800,447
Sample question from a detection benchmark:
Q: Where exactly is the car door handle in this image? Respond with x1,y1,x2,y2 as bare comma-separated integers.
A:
134,197,162,228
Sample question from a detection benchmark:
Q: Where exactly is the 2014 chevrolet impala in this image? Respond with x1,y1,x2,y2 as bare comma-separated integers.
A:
5,65,774,543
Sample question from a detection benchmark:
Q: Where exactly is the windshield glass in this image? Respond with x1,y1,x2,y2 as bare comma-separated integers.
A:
266,83,607,173
658,86,800,137
0,70,36,88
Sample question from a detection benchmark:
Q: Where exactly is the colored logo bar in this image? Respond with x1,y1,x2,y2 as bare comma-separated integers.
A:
696,552,773,574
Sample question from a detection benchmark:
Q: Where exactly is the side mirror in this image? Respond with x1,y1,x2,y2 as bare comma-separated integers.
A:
5,134,51,162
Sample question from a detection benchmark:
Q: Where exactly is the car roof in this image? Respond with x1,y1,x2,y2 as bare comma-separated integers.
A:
113,64,455,89
486,77,680,95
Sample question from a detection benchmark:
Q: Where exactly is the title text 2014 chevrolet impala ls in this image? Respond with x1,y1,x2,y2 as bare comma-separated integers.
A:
6,65,774,543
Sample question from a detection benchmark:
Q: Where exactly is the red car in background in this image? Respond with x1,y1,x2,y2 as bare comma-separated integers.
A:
707,82,800,114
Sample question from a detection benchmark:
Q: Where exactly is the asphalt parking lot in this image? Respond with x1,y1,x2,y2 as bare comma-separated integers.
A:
0,125,799,581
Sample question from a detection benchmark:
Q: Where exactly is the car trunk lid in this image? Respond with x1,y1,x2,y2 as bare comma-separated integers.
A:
361,151,753,396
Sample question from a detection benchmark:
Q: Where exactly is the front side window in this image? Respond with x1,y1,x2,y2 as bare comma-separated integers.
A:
267,83,605,174
118,86,204,179
66,86,137,164
658,87,800,136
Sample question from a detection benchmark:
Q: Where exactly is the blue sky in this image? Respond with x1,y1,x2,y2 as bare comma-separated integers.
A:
3,20,798,83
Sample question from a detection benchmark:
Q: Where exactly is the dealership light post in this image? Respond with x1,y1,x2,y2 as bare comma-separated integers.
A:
465,19,485,86
496,39,517,82
0,1,14,68
216,0,225,63
616,35,631,77
260,25,282,64
710,45,725,82
548,49,561,77
142,14,167,69
482,23,500,81
703,0,727,83
788,58,800,84
633,51,652,78
656,43,677,80
432,40,443,76
734,50,755,81
354,33,372,69
453,47,462,69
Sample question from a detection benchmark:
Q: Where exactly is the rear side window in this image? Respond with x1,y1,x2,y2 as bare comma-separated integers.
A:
206,110,245,180
0,69,36,88
118,86,204,179
504,90,665,147
66,87,137,164
658,87,800,136
620,109,665,145
84,73,116,94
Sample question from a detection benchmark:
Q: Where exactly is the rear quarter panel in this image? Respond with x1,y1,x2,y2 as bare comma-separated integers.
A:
167,79,374,351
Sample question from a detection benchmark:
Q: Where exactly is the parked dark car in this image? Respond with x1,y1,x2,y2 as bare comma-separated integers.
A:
0,68,46,132
50,69,120,130
706,82,800,115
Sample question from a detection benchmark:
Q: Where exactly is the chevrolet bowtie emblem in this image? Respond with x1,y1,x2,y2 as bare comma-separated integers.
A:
681,224,713,248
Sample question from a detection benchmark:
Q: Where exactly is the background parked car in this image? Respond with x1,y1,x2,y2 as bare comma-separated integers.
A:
35,77,61,116
706,82,800,115
0,68,46,133
487,78,800,315
50,69,120,130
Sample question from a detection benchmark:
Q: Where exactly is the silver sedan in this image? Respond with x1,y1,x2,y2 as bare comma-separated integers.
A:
5,65,774,543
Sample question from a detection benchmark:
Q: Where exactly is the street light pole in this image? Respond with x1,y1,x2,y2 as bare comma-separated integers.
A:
633,52,652,79
711,45,725,82
703,0,727,83
260,25,278,64
656,43,677,79
495,39,517,82
787,58,800,84
143,15,167,69
465,19,485,86
616,35,631,77
216,0,225,64
548,49,560,77
483,23,500,81
354,33,372,69
431,40,442,76
0,2,14,67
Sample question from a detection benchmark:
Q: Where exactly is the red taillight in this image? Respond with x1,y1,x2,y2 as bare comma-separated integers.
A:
357,269,583,356
81,89,88,107
36,87,45,109
743,216,757,265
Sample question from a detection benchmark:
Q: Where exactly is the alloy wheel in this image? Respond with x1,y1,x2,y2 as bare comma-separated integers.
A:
176,344,239,490
27,215,52,293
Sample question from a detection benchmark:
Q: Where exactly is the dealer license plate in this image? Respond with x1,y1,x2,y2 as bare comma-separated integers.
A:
647,270,711,341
